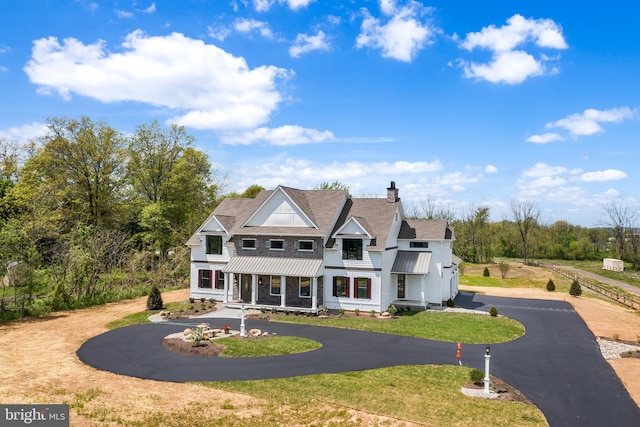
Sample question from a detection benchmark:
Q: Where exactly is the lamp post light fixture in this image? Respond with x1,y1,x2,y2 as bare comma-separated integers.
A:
484,345,491,394
240,302,246,337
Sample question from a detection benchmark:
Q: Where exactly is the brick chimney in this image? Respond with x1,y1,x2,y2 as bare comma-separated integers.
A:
387,181,399,203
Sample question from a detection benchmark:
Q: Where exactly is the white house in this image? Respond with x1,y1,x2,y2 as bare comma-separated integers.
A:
186,182,458,313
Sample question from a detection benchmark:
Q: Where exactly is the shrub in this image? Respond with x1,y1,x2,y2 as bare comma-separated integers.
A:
498,261,510,278
546,279,556,292
188,297,195,303
489,306,498,317
339,308,346,316
470,368,484,385
446,298,455,308
370,309,376,317
569,280,582,297
200,297,205,303
317,305,328,316
483,266,490,277
146,287,163,310
387,304,398,316
189,327,204,347
354,308,360,316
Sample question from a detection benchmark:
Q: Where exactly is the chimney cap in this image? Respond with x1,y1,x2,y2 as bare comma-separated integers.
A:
388,180,396,189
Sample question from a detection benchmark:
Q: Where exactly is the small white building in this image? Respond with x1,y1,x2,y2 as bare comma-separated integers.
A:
186,182,458,313
603,258,624,272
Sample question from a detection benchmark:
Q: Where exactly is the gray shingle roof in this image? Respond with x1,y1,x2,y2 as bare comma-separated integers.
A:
399,219,454,240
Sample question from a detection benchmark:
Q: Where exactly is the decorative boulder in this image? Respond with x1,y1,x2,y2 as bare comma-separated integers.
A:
183,328,193,336
382,312,390,317
249,328,262,336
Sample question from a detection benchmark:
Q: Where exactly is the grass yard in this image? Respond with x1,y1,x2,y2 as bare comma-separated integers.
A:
271,310,524,344
204,365,546,426
217,335,321,357
460,262,574,292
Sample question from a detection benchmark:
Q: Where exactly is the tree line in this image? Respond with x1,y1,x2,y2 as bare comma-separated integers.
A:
1,116,637,321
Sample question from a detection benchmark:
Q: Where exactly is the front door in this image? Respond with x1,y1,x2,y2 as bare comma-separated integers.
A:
240,274,252,302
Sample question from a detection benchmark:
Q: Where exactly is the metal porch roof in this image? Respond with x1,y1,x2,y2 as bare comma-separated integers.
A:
391,251,432,274
221,256,323,277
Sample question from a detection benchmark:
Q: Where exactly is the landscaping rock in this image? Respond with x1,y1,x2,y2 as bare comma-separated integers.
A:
249,328,262,336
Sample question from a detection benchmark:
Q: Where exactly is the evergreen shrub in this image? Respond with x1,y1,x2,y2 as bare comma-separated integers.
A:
146,286,163,310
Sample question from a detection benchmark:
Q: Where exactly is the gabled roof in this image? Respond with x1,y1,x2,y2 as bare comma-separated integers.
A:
242,186,319,229
399,219,454,240
327,197,400,251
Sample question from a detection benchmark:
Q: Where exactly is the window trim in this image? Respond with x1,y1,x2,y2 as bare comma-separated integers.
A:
270,276,281,296
410,241,429,248
198,269,212,289
354,277,372,299
215,270,225,290
298,240,314,252
332,276,350,298
242,238,257,250
299,277,312,298
269,239,285,251
342,238,363,260
205,235,223,255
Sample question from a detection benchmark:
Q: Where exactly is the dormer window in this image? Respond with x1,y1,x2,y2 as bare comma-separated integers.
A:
410,241,429,248
342,239,363,260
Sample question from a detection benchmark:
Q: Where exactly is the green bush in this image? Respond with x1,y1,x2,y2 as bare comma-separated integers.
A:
546,279,556,292
387,304,398,316
446,298,455,308
489,306,498,317
469,368,484,384
146,286,163,310
569,280,582,297
483,267,490,277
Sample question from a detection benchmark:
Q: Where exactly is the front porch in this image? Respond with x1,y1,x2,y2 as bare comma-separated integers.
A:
225,301,318,313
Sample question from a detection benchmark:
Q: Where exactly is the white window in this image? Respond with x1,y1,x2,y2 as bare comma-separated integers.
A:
242,238,257,249
269,239,284,250
298,240,314,251
299,277,311,298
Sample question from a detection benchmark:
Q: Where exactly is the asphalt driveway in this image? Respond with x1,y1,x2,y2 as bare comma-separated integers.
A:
77,293,640,426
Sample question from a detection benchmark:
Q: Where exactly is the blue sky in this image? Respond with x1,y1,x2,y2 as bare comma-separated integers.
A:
1,0,639,227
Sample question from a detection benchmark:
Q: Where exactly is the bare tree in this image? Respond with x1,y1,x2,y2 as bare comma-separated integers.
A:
404,197,456,222
510,200,540,265
602,201,639,263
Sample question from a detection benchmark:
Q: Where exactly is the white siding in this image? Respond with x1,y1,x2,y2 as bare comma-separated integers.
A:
246,191,313,227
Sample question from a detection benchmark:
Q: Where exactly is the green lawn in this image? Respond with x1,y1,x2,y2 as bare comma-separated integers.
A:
217,335,321,357
272,310,524,344
203,365,546,426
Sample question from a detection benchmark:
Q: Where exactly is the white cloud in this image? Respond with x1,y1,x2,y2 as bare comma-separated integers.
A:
356,1,435,62
289,30,330,58
451,184,466,192
24,31,291,131
0,122,49,142
462,50,543,84
579,169,627,182
545,107,638,137
234,19,274,39
114,9,134,19
526,132,564,143
522,163,581,178
220,125,334,145
459,14,567,84
461,14,567,52
208,25,232,42
253,0,315,11
141,3,156,13
485,165,498,173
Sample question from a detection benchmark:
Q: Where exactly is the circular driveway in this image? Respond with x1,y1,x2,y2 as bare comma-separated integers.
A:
77,293,640,427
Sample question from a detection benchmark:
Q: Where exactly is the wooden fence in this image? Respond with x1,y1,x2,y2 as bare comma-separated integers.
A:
546,266,640,311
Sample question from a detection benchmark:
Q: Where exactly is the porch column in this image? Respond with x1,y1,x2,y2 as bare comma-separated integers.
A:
223,272,229,303
251,274,257,305
420,275,426,307
311,277,318,311
280,275,286,308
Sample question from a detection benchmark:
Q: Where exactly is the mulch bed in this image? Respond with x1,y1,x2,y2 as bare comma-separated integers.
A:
162,338,225,357
464,377,536,405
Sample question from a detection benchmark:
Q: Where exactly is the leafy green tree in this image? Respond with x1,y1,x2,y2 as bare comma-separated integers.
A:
569,280,582,297
26,116,126,227
147,286,163,310
315,181,350,191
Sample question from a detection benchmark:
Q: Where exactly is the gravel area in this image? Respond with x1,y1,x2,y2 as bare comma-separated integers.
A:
597,337,640,359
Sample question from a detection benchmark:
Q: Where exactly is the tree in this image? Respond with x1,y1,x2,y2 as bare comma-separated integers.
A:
31,116,126,227
315,181,350,191
147,286,163,310
569,280,582,297
510,200,540,265
454,205,492,263
602,201,638,264
404,196,456,222
498,260,510,278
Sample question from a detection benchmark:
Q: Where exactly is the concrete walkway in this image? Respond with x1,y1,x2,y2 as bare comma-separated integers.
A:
77,293,640,427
